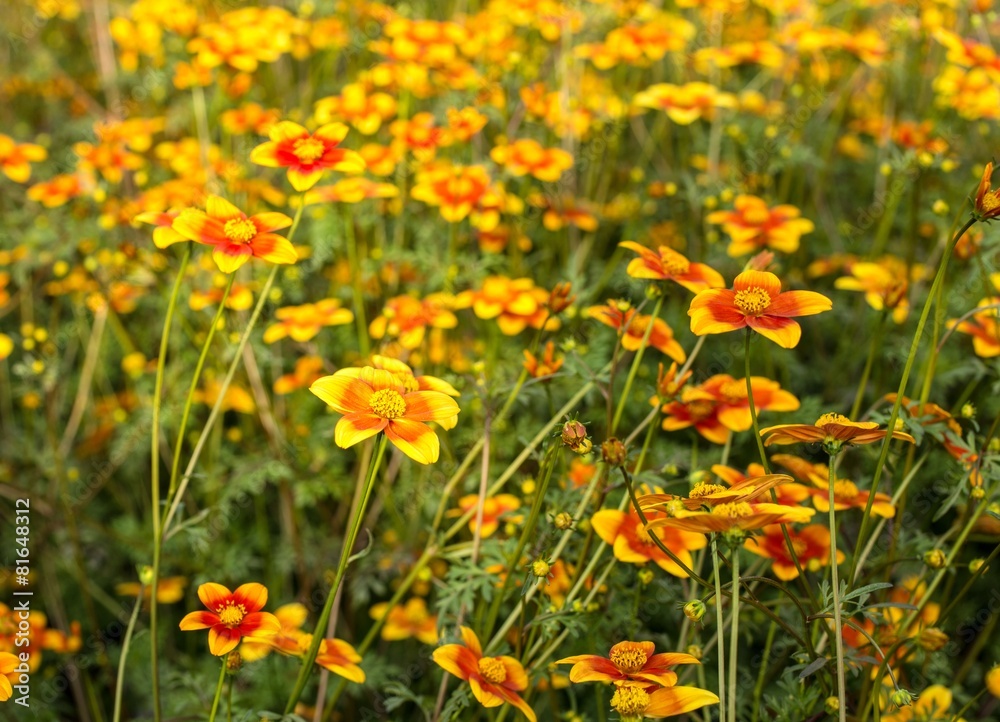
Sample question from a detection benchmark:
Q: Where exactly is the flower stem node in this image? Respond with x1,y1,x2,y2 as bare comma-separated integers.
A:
923,549,947,569
601,437,628,467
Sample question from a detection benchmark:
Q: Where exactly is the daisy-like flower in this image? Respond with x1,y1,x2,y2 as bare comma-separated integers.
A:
644,501,815,536
744,524,842,581
134,210,187,249
588,301,686,364
688,270,832,348
0,134,47,183
274,356,325,395
250,121,365,191
369,293,458,350
974,162,1000,221
591,504,707,578
490,138,573,182
556,641,699,686
638,473,793,512
760,412,915,454
369,597,438,645
632,82,736,125
309,366,460,464
706,195,814,256
178,582,281,656
432,626,536,722
771,453,896,518
606,684,720,722
263,299,354,343
618,241,724,293
172,196,297,273
449,493,522,537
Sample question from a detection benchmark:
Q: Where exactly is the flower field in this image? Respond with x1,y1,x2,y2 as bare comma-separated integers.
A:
3,0,1000,720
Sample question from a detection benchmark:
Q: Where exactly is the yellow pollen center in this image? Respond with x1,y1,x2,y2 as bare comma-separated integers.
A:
734,287,771,316
982,191,1000,213
815,412,850,427
686,400,715,420
659,249,691,276
369,388,406,419
690,483,727,499
477,656,507,684
719,380,747,404
791,538,808,557
217,602,247,628
292,137,326,163
223,218,257,244
609,644,648,673
714,502,753,518
611,686,650,716
833,480,859,499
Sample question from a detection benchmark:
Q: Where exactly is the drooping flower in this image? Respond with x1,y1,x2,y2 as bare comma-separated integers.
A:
309,366,460,463
369,598,438,645
706,196,814,256
744,524,842,580
618,241,724,293
760,413,915,451
688,270,832,348
250,121,364,191
263,299,354,343
432,626,536,722
178,582,281,656
171,196,297,273
523,341,563,378
588,301,686,364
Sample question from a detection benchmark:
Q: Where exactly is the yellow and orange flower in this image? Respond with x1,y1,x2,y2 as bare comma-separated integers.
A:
606,684,720,720
771,453,895,518
369,597,438,645
638,474,793,512
369,294,458,349
240,602,308,662
274,356,326,395
451,494,522,537
760,413,915,450
115,576,187,604
834,257,923,324
556,641,699,686
314,637,366,683
588,301,686,364
178,582,281,656
881,685,954,722
250,121,364,191
172,196,297,273
618,241,725,293
591,504,707,578
632,82,736,125
410,163,500,224
649,362,692,406
744,524,841,581
974,161,1000,221
0,653,17,701
432,626,536,722
303,178,399,205
0,134,47,183
456,276,559,336
524,341,563,378
263,299,354,344
706,196,814,257
310,366,460,464
490,139,573,182
688,270,832,348
314,83,398,135
948,297,1000,358
645,501,815,536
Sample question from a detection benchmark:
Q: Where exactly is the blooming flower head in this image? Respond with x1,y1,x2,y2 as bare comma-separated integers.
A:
834,257,924,324
638,473,793,512
310,366,460,463
432,626,536,722
633,82,736,124
410,163,498,223
369,597,438,645
172,196,297,273
760,413,915,453
608,684,720,721
706,196,814,256
450,494,522,537
744,524,842,580
369,293,458,349
456,276,560,335
0,134,47,183
591,502,707,578
974,162,1000,221
688,270,832,348
556,641,699,686
274,355,326,395
178,582,281,656
619,241,725,293
263,299,354,344
250,121,364,191
334,355,460,428
490,138,573,182
645,501,815,536
588,301,686,364
314,83,398,135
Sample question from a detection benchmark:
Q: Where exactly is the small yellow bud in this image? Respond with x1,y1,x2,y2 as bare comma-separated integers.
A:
531,558,551,578
554,512,574,531
825,697,840,713
986,665,1000,698
685,644,702,660
923,549,947,569
890,688,916,708
637,568,654,586
932,199,949,215
683,600,706,622
961,402,976,419
521,478,536,495
969,558,985,573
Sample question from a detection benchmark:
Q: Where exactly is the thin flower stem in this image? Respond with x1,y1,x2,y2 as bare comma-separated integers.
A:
751,620,777,722
939,539,1000,624
208,658,227,722
149,244,191,722
712,535,727,722
284,434,389,715
112,585,145,722
849,214,977,588
727,547,740,722
611,294,664,434
849,310,887,421
948,688,986,722
828,452,847,722
343,207,369,358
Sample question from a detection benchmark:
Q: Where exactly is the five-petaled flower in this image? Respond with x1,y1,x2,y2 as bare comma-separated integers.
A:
556,640,699,686
688,270,832,348
432,626,536,722
172,196,297,273
178,582,281,656
250,121,365,191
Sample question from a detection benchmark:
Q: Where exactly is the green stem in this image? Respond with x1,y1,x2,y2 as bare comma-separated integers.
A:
343,208,369,358
611,294,664,434
712,535,727,722
849,311,887,420
727,547,740,722
828,452,847,722
284,434,389,715
208,658,226,722
751,620,777,722
149,244,191,722
112,585,145,722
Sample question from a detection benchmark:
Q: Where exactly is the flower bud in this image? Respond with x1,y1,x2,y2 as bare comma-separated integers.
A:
825,697,840,713
531,558,551,578
971,486,986,500
547,282,575,314
601,437,627,467
890,688,916,708
923,549,947,569
986,665,1000,698
969,558,985,573
683,600,707,623
685,644,702,660
226,650,242,674
561,419,592,454
554,512,574,530
961,402,976,419
138,565,155,587
918,627,948,651
637,568,654,586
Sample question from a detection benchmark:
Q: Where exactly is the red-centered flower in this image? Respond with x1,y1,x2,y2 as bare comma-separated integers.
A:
134,210,187,249
178,582,281,656
309,366,460,464
172,196,296,273
556,641,700,687
744,524,842,581
688,270,832,348
618,241,724,293
974,161,1000,221
250,121,365,191
432,626,536,722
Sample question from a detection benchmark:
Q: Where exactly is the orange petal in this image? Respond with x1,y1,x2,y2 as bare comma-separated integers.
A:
404,391,461,422
179,610,218,630
768,290,832,318
385,418,439,464
335,413,386,448
213,245,252,274
432,644,477,680
311,375,373,413
733,269,781,296
206,195,244,222
252,233,298,265
645,686,720,716
688,289,746,335
198,582,232,610
232,582,268,613
252,212,293,233
747,315,802,348
208,626,241,656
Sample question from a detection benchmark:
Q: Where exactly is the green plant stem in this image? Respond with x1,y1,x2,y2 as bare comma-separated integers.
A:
727,547,740,722
149,244,191,722
949,689,986,722
938,539,1000,624
611,294,664,434
850,311,887,420
751,620,777,722
712,535,727,722
828,452,847,722
848,214,977,587
208,658,226,722
343,207,369,358
112,585,145,722
284,434,389,715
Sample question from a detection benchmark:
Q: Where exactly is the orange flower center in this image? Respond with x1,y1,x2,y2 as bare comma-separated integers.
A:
292,137,326,163
685,400,715,420
609,643,648,673
689,482,727,499
369,388,406,419
713,502,752,518
791,538,808,557
815,412,850,427
833,480,859,500
718,379,746,404
659,248,691,276
217,601,247,628
611,686,650,716
734,287,771,316
223,218,257,244
477,656,507,684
